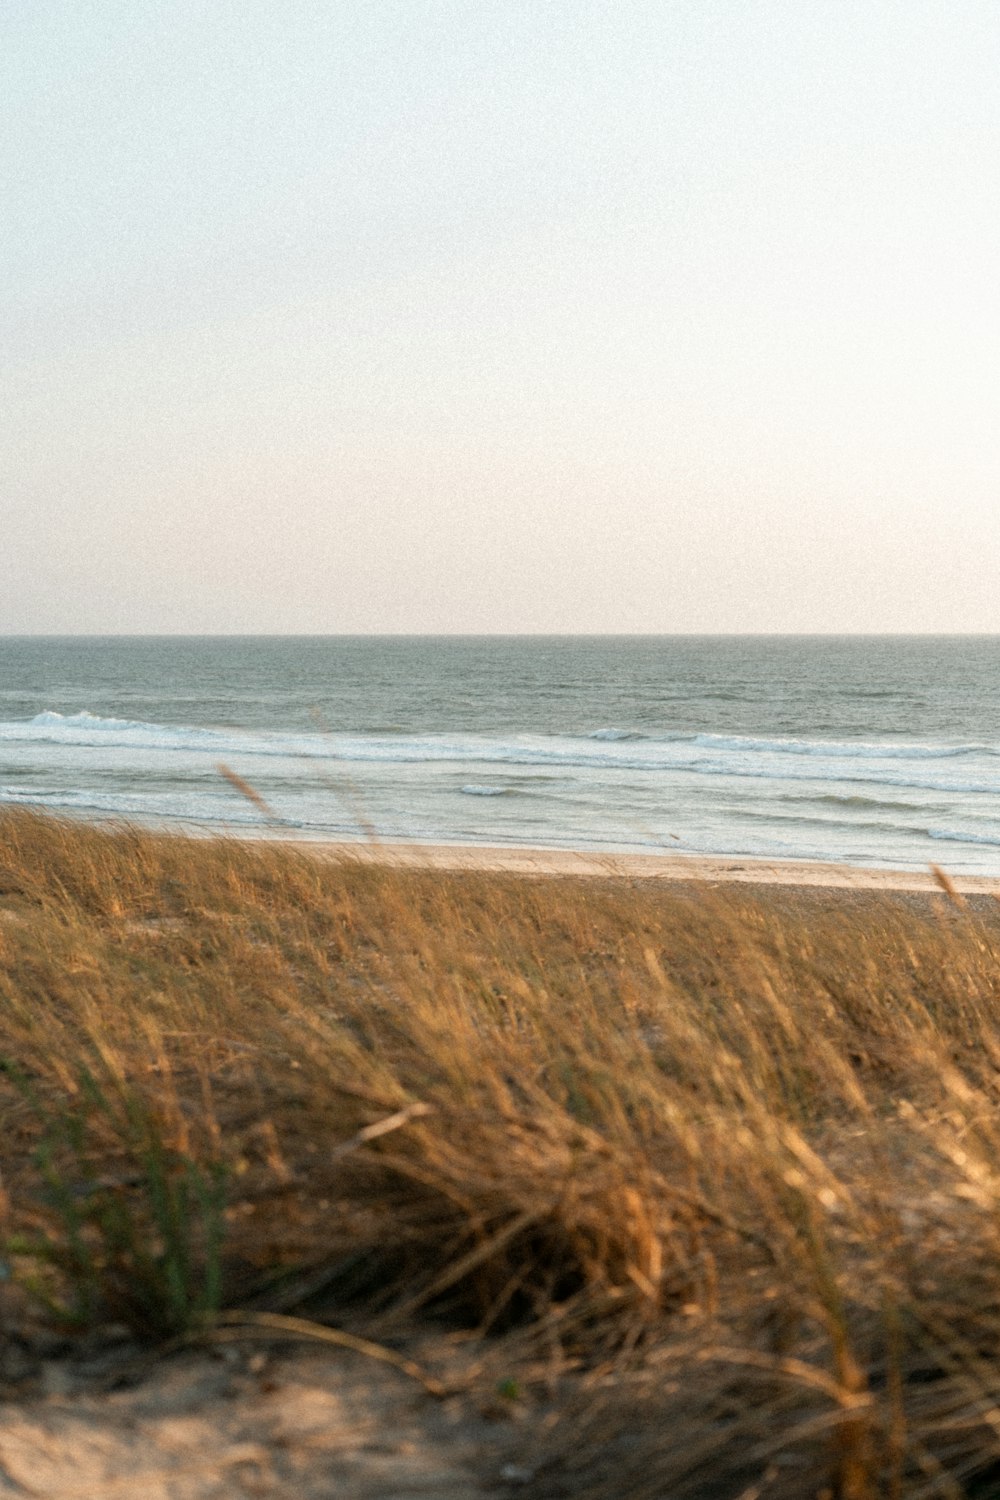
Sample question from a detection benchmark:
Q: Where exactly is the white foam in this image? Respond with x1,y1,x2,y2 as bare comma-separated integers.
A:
4,708,1000,872
9,711,227,754
690,732,985,760
30,710,154,732
3,714,999,795
4,711,992,757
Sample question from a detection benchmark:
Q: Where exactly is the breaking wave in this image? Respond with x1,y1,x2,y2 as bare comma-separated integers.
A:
3,707,999,872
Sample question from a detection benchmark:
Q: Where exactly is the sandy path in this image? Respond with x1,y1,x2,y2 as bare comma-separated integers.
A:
0,1341,525,1499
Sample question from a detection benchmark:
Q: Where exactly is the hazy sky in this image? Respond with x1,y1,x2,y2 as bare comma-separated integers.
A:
4,1,999,633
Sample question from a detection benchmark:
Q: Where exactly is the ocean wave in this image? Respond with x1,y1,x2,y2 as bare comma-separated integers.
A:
30,710,170,733
689,732,987,760
687,762,1000,796
459,784,516,797
3,714,998,805
0,783,274,825
927,828,1000,849
777,793,934,812
781,820,916,838
586,728,989,760
27,710,229,741
14,710,228,749
682,762,1000,797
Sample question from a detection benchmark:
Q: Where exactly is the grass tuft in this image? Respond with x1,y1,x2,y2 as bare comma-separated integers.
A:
3,808,1000,1494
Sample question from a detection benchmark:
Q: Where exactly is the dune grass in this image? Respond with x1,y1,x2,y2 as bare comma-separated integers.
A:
3,809,1000,1495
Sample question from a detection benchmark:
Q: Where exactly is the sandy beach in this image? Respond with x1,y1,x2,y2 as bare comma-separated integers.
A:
297,838,1000,894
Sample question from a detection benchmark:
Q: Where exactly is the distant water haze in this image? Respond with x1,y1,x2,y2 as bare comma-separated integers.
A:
2,636,999,872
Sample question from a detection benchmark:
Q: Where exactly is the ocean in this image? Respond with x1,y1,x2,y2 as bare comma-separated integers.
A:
1,635,999,872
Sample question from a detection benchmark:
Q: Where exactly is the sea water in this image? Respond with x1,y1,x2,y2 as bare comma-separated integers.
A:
1,635,999,872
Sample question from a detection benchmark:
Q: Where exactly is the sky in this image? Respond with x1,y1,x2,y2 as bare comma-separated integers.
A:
3,1,999,634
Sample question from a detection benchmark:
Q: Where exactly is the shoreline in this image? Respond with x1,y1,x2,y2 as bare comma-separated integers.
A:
288,838,1000,893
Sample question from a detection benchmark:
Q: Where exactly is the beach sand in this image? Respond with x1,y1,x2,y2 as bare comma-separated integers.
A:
296,839,1000,894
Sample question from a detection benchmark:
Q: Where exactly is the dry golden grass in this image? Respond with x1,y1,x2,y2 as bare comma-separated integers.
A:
3,808,1000,1496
